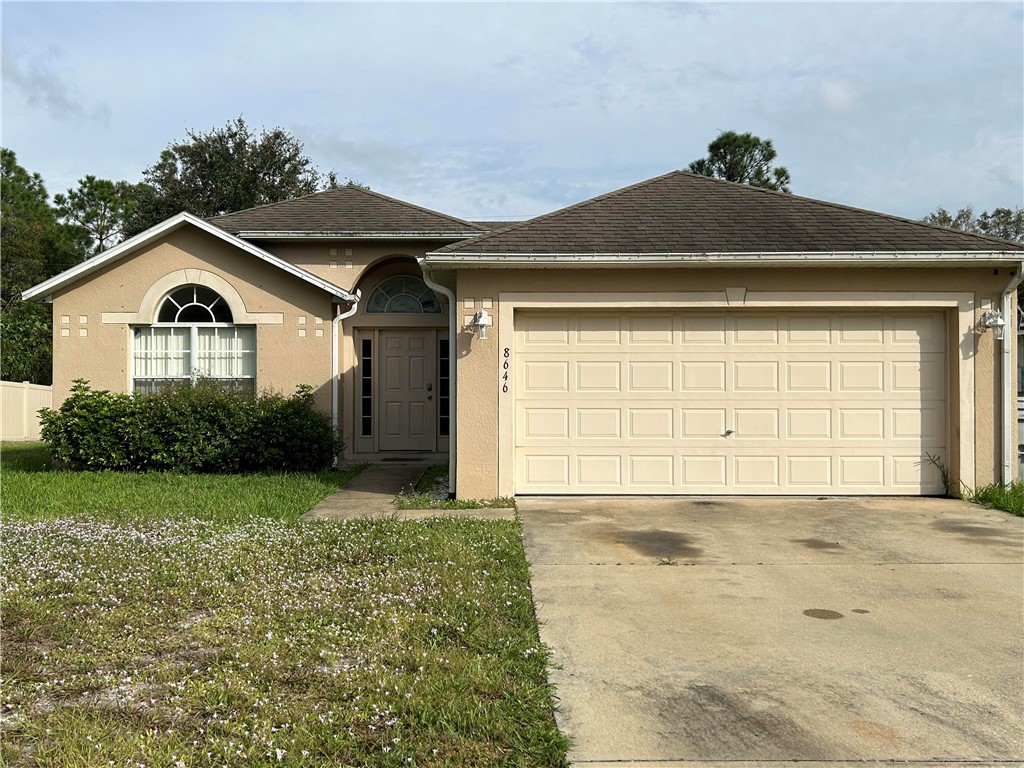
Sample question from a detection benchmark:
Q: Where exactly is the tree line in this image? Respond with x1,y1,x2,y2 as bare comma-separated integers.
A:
2,118,360,384
2,124,1021,385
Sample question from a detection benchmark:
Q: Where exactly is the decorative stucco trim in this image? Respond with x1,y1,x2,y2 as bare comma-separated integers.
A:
100,270,285,325
495,291,975,497
22,212,356,303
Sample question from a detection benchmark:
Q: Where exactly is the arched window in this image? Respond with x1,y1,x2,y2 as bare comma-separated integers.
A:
366,275,442,313
157,285,233,323
133,285,255,395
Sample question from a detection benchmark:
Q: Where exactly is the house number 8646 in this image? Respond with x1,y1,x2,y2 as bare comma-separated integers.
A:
502,348,510,393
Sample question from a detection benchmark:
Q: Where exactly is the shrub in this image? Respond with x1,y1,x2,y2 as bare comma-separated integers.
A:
39,380,338,473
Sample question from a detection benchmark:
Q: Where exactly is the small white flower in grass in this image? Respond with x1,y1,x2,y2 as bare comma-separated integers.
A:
275,748,285,761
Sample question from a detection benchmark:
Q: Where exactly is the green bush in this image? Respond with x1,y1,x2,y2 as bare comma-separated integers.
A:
39,380,338,473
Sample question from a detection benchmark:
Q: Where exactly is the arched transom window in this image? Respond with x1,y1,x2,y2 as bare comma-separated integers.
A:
158,285,233,323
133,285,255,395
366,275,442,314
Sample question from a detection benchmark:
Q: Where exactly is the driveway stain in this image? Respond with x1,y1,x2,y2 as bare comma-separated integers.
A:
852,720,900,743
931,519,1019,544
792,538,844,550
851,608,870,614
615,529,703,559
803,609,844,620
652,683,827,757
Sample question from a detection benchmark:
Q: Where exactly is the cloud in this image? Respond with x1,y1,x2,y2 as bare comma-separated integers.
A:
1,46,110,124
819,80,859,113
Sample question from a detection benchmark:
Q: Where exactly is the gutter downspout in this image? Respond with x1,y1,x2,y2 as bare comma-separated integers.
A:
419,260,457,498
333,290,361,467
1001,265,1024,485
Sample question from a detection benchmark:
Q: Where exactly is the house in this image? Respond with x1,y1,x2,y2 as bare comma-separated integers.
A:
23,171,1024,498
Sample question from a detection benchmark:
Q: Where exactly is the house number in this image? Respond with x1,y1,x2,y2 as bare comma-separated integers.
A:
502,347,510,393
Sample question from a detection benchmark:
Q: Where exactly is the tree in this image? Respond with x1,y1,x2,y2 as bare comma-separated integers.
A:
0,148,85,310
54,176,139,255
1,301,52,384
688,130,791,192
125,117,326,235
0,148,86,384
922,205,1024,243
321,171,370,191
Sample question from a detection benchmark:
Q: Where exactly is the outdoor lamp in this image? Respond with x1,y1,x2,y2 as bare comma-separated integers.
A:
980,309,1006,341
472,309,492,340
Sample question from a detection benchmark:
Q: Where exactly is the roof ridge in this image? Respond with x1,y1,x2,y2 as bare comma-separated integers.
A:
208,186,486,232
677,171,1024,250
207,186,340,222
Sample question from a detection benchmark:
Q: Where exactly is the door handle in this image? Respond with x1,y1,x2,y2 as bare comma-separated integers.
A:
427,394,433,400
723,429,735,437
426,384,433,392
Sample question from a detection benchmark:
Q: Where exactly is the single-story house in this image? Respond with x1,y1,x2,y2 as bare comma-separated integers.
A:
23,171,1024,498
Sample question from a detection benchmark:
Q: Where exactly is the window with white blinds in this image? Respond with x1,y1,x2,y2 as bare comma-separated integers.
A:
132,286,256,394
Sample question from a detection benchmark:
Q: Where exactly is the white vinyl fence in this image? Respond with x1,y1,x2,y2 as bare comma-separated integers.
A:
1,381,52,441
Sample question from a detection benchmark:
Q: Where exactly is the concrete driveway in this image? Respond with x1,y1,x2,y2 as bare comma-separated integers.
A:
518,497,1024,767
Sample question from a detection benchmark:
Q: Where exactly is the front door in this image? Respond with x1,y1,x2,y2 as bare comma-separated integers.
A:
379,330,436,451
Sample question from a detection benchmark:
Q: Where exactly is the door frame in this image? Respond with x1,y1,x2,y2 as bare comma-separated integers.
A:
350,326,450,455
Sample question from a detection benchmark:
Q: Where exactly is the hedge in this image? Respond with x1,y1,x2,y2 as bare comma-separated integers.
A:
39,380,339,473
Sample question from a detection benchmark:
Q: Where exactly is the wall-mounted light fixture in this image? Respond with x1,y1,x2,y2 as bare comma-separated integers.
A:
980,309,1006,341
471,309,492,340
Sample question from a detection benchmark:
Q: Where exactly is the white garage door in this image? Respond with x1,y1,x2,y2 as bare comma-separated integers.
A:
514,312,947,495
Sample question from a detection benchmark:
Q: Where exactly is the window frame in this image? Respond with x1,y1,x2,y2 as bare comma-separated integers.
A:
132,311,256,395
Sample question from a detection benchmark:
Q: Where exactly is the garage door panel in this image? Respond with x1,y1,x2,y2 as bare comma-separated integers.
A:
787,456,833,486
734,409,779,439
681,362,726,391
577,409,621,439
628,361,674,391
577,361,621,391
734,361,779,391
628,315,675,344
787,361,832,391
735,316,779,343
515,311,946,495
577,315,621,344
681,455,728,486
785,315,832,343
681,409,727,437
628,409,675,439
577,455,622,485
682,316,726,343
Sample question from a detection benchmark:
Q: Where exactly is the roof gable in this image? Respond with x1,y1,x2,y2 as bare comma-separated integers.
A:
433,171,1024,256
208,185,487,238
22,213,356,303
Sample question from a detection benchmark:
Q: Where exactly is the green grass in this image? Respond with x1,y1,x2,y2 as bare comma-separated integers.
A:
966,481,1024,516
0,443,569,767
1,442,361,523
395,463,517,511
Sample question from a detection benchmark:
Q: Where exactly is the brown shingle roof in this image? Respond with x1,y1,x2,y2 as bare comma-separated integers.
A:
208,186,487,238
436,171,1024,254
470,220,526,231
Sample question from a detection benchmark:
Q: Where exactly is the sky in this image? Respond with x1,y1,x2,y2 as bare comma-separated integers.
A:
2,1,1022,223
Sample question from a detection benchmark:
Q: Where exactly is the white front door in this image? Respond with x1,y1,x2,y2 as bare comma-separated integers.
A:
379,330,436,451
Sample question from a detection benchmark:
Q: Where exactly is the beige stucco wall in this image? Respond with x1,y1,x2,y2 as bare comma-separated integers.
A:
251,240,443,293
452,266,1016,499
50,227,338,413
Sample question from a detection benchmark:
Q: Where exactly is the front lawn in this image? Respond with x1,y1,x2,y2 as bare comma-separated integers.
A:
0,443,569,767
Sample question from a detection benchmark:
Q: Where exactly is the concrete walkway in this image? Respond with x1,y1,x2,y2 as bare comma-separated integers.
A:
301,464,516,521
302,464,425,520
